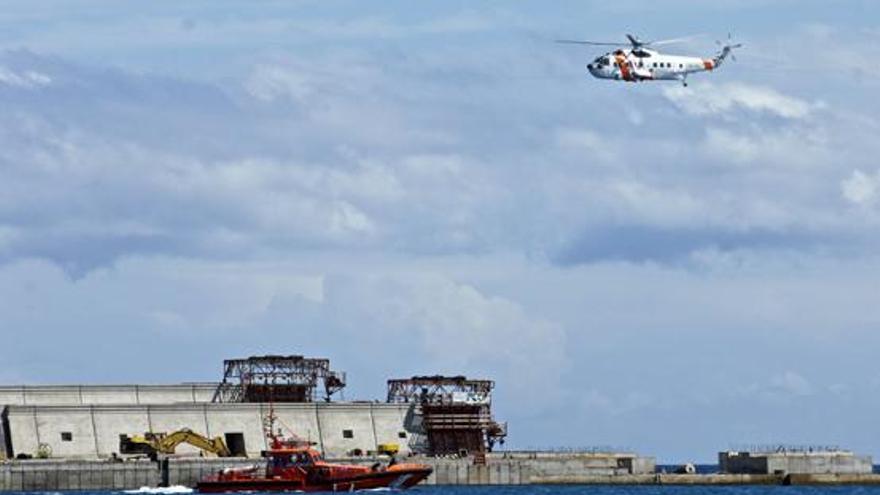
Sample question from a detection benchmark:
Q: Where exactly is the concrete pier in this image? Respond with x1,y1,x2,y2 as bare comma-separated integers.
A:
720,450,873,475
4,457,880,490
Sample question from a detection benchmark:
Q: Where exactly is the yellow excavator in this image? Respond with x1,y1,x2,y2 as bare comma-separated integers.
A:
120,429,232,458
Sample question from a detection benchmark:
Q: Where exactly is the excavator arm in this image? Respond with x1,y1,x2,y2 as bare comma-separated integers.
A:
120,428,232,457
156,429,232,456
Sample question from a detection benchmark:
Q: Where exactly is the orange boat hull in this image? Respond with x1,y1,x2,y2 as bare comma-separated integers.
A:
196,466,433,493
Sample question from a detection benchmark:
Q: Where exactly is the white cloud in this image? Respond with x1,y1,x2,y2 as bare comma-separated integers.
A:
245,65,315,102
701,126,830,170
554,128,617,164
841,169,880,206
736,371,815,401
0,66,51,89
770,371,813,397
663,82,817,119
324,273,568,401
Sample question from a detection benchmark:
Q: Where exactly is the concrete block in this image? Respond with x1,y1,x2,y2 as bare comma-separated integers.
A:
431,462,447,484
455,463,468,485
0,464,9,491
11,468,23,491
113,467,125,489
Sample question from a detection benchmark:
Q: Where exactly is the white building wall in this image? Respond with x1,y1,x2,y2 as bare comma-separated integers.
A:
92,406,150,457
0,384,218,406
372,404,412,455
317,404,378,457
5,403,412,460
6,408,39,457
79,386,139,405
31,407,96,459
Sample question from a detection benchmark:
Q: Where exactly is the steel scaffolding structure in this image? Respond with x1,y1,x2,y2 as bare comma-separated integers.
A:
387,376,506,456
212,355,346,403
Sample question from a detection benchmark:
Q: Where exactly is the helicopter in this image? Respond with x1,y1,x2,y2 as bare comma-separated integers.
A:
557,34,742,87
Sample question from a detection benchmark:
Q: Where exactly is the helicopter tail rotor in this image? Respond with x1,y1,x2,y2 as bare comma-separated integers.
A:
714,33,742,67
715,33,743,67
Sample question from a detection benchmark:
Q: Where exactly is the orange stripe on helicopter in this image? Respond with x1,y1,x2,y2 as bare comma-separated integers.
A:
615,54,633,81
703,59,715,70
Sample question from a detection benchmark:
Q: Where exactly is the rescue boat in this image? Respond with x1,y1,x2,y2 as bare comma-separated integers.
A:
196,425,432,492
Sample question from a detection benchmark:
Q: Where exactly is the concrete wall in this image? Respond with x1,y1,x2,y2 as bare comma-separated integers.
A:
0,456,656,490
721,451,873,475
0,460,161,491
5,402,413,460
0,384,218,407
720,452,768,474
491,452,656,476
766,453,873,475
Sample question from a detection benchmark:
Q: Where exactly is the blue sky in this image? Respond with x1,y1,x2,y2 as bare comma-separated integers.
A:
2,1,880,462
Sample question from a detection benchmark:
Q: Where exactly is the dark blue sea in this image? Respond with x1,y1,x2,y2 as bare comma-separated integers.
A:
7,487,880,495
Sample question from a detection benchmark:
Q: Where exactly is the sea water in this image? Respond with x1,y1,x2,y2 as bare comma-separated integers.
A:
7,487,880,495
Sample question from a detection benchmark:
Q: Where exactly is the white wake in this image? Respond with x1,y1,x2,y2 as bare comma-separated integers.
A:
123,486,194,494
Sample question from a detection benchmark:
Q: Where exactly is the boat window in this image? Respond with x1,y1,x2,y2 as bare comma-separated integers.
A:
342,429,354,439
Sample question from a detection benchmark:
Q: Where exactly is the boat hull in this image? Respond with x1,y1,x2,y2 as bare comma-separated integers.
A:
196,467,433,493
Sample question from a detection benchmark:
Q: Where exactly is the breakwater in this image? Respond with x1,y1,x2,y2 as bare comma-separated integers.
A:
4,458,880,491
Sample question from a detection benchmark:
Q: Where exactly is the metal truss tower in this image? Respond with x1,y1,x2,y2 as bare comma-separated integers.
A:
387,375,507,456
212,355,346,403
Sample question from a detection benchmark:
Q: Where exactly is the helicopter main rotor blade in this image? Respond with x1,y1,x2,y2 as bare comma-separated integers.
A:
647,34,706,46
555,39,624,46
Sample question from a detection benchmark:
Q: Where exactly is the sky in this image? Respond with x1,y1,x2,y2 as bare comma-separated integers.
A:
1,0,880,463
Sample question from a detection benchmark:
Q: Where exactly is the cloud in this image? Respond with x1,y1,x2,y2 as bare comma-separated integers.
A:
0,255,567,412
323,273,568,399
701,126,830,168
0,33,876,281
841,169,880,207
770,371,813,397
0,66,51,88
663,82,818,119
738,371,814,401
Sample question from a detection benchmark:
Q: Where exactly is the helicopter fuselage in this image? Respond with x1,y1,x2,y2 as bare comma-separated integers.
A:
587,48,715,85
